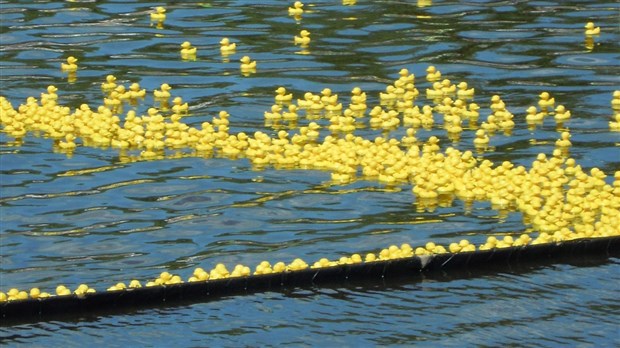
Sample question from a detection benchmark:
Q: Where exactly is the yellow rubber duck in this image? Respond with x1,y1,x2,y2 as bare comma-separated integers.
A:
180,41,197,56
440,79,456,94
554,105,571,122
538,91,555,110
129,82,146,99
490,95,505,112
220,37,237,53
240,56,257,70
58,134,77,150
473,129,489,147
288,1,304,16
611,90,620,110
380,85,397,103
426,65,441,81
350,87,366,105
172,97,189,114
264,104,283,121
101,75,117,90
398,68,415,84
320,88,338,105
150,6,166,22
555,131,572,147
283,104,299,120
525,105,544,123
294,30,311,46
425,82,443,99
275,87,293,103
584,22,600,36
463,103,480,119
61,56,78,72
609,113,620,131
154,83,172,99
456,82,474,98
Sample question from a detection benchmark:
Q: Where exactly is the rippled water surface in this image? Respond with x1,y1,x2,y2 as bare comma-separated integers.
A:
1,0,620,346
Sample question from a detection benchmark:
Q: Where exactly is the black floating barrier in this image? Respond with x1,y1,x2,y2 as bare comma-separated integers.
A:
1,236,619,325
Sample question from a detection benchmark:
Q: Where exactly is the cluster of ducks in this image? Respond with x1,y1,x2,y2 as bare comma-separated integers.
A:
1,70,619,301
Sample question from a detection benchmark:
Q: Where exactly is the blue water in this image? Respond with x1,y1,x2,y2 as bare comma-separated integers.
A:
1,0,620,346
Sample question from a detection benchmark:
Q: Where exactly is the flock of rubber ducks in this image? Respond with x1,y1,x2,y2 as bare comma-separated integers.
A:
1,68,619,301
0,6,617,302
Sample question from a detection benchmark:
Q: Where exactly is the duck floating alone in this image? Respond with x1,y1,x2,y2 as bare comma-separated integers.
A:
150,7,166,22
584,22,600,36
288,1,304,16
220,38,236,53
240,56,257,70
61,56,78,72
294,30,311,46
180,41,197,56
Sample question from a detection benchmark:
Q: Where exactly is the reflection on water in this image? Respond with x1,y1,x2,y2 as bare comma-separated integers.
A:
1,0,619,345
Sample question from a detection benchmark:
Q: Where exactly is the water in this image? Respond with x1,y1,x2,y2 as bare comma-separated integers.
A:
1,0,620,346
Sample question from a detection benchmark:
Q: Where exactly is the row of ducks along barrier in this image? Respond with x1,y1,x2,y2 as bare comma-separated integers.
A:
2,235,619,325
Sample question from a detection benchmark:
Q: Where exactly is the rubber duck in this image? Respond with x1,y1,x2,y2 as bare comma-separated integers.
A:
172,97,189,114
99,75,117,93
456,82,474,99
538,92,555,110
584,22,600,36
74,284,95,296
240,56,257,70
283,104,299,120
481,115,499,133
56,285,71,296
61,56,78,72
220,37,237,53
129,82,146,99
555,131,572,147
320,88,338,105
440,79,456,94
499,112,515,130
425,82,443,99
397,68,415,84
446,117,463,134
611,91,620,110
554,105,571,122
275,87,293,103
380,85,397,103
297,91,314,108
609,113,620,131
264,104,283,121
351,87,367,104
463,103,480,119
288,1,304,16
306,122,320,141
294,30,311,46
490,95,505,112
426,65,441,81
473,129,489,147
59,133,77,150
180,41,197,56
154,83,172,99
525,105,544,123
287,258,308,271
150,6,166,22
